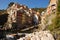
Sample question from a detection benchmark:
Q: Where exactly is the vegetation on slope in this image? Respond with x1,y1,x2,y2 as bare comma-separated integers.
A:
0,10,6,15
47,0,60,40
32,8,46,13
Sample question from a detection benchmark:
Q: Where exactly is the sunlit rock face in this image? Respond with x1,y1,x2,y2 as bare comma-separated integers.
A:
49,0,57,5
7,3,30,29
40,0,57,30
46,0,57,15
17,31,54,40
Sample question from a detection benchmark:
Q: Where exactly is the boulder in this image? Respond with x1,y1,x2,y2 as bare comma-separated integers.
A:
17,31,54,40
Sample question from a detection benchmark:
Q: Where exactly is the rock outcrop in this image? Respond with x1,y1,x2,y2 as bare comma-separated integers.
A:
17,31,54,40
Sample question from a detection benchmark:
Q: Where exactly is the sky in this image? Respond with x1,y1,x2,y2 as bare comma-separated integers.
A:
0,0,49,9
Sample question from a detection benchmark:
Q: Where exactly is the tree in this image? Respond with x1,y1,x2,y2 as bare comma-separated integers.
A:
8,2,14,7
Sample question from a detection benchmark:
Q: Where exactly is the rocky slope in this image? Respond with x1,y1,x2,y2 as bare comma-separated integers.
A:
17,31,54,40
